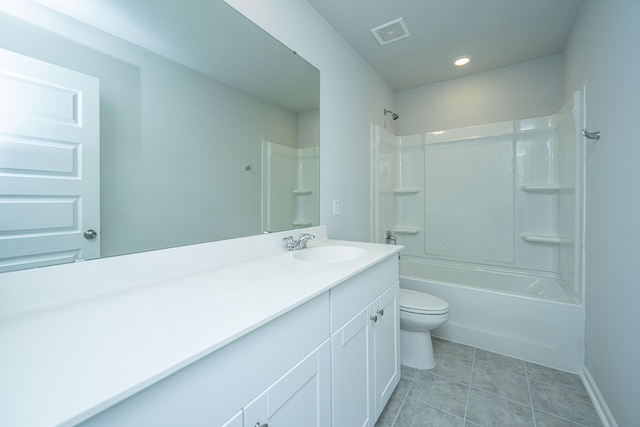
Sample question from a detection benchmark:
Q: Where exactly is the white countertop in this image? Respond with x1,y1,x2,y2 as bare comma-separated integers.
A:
0,227,401,427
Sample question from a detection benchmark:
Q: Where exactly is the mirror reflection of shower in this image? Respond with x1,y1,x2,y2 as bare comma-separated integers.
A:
261,140,320,233
384,108,399,128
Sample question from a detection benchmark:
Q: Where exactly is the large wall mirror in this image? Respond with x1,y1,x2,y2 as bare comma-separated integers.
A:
0,0,320,272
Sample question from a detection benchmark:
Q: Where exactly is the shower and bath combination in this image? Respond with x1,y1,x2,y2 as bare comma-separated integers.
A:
371,90,586,372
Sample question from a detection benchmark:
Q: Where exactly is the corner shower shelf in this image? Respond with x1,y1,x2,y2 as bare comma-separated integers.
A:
393,226,421,235
393,187,420,196
293,220,313,227
521,184,560,193
293,189,313,195
521,233,561,244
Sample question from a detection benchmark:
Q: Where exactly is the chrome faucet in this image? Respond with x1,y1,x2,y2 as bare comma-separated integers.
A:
385,230,396,245
283,233,316,251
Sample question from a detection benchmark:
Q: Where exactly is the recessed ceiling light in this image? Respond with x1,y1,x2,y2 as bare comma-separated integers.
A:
454,56,471,66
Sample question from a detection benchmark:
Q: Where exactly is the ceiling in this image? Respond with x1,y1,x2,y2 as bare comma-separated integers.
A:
24,0,585,100
306,0,585,91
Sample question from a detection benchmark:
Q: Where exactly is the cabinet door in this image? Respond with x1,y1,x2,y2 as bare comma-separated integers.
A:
374,283,399,418
331,305,374,427
243,340,330,427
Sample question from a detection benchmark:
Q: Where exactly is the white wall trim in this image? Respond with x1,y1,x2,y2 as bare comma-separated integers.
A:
581,366,618,427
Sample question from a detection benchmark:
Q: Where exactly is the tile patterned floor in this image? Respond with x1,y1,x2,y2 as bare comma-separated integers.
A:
376,338,602,427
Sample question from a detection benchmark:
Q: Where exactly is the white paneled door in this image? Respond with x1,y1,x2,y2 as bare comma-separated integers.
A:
0,48,100,272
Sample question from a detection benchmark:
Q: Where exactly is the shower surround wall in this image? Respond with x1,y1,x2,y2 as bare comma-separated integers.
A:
373,91,585,371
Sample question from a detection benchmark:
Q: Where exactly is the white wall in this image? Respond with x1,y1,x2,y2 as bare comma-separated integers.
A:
224,0,395,242
395,54,564,135
564,1,640,426
298,110,320,149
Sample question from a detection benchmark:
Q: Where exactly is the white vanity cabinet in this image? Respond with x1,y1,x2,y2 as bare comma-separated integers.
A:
71,248,399,427
373,284,400,419
330,257,400,427
0,226,405,427
221,340,331,427
241,340,330,427
79,293,331,427
331,304,374,427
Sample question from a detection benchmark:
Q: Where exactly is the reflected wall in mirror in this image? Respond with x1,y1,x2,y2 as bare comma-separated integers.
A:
0,0,320,272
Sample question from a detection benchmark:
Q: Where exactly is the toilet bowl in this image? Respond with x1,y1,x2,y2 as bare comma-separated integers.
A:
399,288,449,370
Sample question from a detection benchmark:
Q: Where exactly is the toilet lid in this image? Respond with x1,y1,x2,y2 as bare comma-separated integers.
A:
400,289,449,314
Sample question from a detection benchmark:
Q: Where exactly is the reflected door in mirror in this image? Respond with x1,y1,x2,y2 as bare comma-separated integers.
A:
0,48,100,272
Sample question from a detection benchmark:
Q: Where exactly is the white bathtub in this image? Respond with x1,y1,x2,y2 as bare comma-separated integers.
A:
400,259,585,373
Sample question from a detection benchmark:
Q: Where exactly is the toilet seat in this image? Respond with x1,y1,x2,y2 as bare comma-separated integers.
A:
400,289,449,315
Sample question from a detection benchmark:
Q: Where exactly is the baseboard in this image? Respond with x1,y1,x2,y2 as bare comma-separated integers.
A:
581,366,618,427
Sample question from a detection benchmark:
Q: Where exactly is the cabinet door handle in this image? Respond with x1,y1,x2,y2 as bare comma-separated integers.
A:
370,314,378,323
377,309,384,316
255,423,268,427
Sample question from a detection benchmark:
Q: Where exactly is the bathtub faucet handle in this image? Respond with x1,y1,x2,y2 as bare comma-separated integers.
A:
385,230,396,245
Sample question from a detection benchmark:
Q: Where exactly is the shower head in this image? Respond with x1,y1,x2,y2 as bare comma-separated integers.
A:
384,109,399,120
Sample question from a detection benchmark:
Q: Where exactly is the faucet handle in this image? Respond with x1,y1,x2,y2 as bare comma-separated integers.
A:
385,230,396,245
283,236,296,251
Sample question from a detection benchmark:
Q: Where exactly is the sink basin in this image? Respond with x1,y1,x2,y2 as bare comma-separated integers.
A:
293,245,367,263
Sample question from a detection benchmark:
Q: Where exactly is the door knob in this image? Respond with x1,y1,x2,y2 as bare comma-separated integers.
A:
84,229,97,239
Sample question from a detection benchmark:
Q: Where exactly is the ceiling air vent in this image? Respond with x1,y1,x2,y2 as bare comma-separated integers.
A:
371,18,410,46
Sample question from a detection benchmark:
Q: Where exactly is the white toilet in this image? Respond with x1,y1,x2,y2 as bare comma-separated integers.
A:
399,288,449,370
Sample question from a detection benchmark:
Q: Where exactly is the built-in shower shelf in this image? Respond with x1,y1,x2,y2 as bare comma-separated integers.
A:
393,226,421,235
293,189,313,195
293,220,313,227
521,233,561,244
521,184,560,193
394,187,420,196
